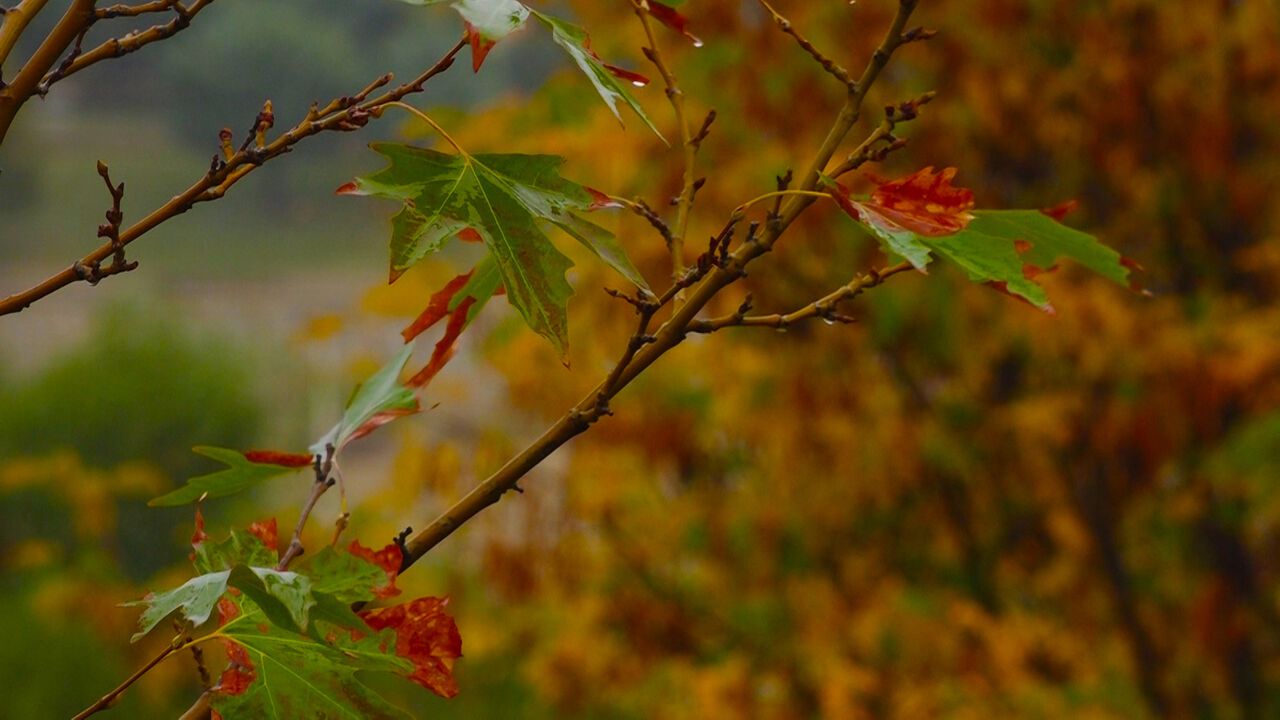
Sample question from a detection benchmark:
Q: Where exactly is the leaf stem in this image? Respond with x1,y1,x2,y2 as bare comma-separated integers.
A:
383,100,467,156
732,189,830,218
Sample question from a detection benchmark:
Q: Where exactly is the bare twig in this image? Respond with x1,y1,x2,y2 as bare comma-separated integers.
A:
277,446,335,571
828,90,935,177
71,635,188,720
689,260,914,333
0,0,95,143
40,0,214,93
633,0,704,304
0,37,467,317
756,0,857,91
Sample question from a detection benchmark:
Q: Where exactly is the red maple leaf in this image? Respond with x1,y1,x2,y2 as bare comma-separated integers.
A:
246,518,278,553
864,166,975,236
349,540,403,599
359,596,463,699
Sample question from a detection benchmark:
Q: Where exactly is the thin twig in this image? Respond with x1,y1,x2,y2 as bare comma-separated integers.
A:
633,0,700,304
0,37,467,317
277,446,335,571
0,0,96,143
828,90,935,177
689,260,914,333
40,0,214,93
71,637,186,719
756,0,857,91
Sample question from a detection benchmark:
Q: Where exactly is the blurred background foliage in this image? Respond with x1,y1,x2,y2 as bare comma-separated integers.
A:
1,0,1278,718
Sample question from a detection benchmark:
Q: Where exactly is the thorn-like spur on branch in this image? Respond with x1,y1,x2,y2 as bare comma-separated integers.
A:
689,260,913,334
0,37,466,317
756,0,856,92
828,89,934,177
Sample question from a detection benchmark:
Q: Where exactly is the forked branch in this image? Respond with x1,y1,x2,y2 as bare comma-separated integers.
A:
0,37,467,317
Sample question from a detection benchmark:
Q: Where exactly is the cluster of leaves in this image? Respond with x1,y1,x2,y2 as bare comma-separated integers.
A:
126,511,460,717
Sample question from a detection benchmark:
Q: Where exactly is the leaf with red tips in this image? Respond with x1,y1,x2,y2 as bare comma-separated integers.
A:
456,227,483,243
529,9,665,141
311,344,421,455
827,169,1140,310
585,187,622,210
192,507,209,548
464,21,497,71
602,61,650,87
403,272,475,343
867,166,976,237
348,540,403,600
648,1,702,46
212,597,413,720
1040,199,1079,222
242,450,313,468
246,518,278,553
335,181,360,195
360,596,463,699
150,447,310,507
216,639,256,695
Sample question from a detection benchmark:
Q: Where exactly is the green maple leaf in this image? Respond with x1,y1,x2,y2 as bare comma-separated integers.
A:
347,142,648,355
529,9,665,141
149,447,309,507
212,602,414,720
312,342,421,455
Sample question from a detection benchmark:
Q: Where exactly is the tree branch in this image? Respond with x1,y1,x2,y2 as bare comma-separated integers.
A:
71,636,187,720
0,0,95,144
689,260,914,333
0,37,467,317
41,0,216,93
0,0,51,72
401,0,924,570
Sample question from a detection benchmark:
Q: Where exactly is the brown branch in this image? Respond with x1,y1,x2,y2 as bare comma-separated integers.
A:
828,90,935,177
756,0,857,91
689,260,914,333
276,446,334,571
41,0,215,93
0,37,467,317
71,638,186,720
0,0,51,72
96,0,178,19
400,0,923,571
0,0,95,144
